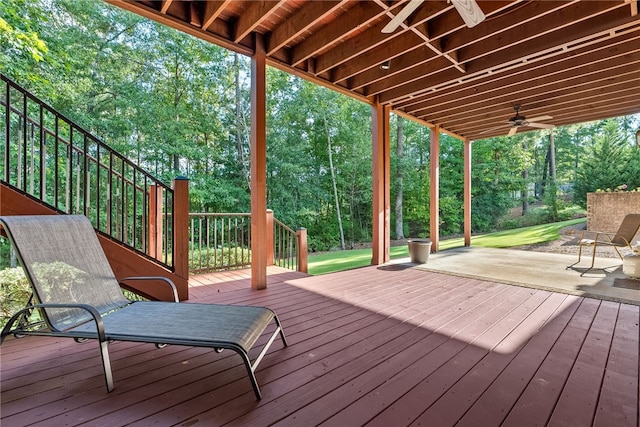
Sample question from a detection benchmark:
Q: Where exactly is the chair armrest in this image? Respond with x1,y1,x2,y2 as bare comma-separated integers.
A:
579,230,615,243
118,276,179,302
1,303,106,343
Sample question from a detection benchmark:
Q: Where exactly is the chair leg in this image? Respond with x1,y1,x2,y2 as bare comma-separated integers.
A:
566,242,588,270
589,242,597,268
98,339,114,392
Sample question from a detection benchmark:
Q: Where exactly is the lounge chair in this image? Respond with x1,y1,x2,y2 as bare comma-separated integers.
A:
566,213,640,276
0,215,287,400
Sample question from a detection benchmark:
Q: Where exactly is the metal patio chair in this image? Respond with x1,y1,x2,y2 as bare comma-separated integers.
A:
0,215,287,400
566,213,640,276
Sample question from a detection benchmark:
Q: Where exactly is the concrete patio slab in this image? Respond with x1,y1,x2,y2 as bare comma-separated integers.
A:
391,247,640,305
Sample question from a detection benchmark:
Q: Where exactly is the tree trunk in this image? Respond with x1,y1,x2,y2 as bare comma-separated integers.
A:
323,114,346,250
395,116,405,239
549,129,556,181
234,53,249,186
522,140,528,216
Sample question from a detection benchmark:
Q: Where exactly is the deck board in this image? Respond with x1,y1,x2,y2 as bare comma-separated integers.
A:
2,265,639,426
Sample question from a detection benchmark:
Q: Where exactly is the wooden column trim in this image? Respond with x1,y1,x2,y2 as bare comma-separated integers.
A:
266,209,274,266
172,177,189,295
371,102,391,265
148,184,163,259
251,33,268,290
463,138,472,247
297,227,308,273
430,125,440,251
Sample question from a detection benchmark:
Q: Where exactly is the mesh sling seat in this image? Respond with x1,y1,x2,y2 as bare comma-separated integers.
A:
566,213,640,276
0,215,287,400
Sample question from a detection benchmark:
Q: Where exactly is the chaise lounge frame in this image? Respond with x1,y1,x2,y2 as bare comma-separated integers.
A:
0,215,287,400
566,213,640,276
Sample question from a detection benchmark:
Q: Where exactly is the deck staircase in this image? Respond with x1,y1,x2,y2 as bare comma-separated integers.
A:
0,74,189,300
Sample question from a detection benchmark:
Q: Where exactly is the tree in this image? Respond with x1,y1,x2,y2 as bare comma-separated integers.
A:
574,119,640,207
394,116,405,239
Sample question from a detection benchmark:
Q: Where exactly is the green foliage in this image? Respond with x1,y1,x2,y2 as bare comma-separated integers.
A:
3,0,639,253
189,247,251,271
0,267,33,328
573,119,640,207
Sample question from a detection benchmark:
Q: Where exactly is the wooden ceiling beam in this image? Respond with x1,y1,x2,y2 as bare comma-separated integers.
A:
413,44,640,121
400,32,640,112
442,77,640,131
160,0,173,15
457,2,628,63
346,45,437,90
463,96,640,139
234,0,286,43
200,0,232,31
106,0,250,55
112,0,640,138
314,17,403,75
332,31,426,84
266,1,346,56
363,56,454,97
440,1,576,53
460,88,640,132
379,9,638,104
290,2,383,68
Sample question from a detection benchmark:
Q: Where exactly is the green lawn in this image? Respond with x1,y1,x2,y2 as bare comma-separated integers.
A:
308,217,586,275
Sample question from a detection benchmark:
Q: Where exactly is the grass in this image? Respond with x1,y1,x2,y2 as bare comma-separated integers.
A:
307,217,586,275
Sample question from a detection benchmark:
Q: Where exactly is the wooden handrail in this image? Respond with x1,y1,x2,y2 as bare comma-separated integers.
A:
1,73,175,270
188,211,307,273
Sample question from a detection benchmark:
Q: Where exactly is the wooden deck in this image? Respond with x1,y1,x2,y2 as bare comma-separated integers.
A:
1,265,638,426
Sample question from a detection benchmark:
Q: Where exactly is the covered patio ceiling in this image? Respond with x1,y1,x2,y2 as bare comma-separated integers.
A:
110,0,640,141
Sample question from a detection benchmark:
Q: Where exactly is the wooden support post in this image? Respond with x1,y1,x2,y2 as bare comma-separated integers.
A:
430,125,440,252
297,227,308,273
148,184,163,259
464,138,472,247
371,102,391,265
172,177,190,300
266,209,274,266
251,34,268,290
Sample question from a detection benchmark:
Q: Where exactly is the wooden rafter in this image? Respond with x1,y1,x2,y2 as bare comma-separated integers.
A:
107,0,640,141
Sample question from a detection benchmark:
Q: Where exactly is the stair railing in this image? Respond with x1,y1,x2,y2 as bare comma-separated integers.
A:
1,74,175,269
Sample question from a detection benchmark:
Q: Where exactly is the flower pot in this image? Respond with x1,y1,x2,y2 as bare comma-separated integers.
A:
623,255,640,279
407,239,432,264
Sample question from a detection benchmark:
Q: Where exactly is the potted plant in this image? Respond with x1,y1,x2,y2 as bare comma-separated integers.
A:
407,238,432,264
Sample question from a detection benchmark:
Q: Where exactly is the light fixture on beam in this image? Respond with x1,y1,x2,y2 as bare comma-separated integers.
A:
380,60,391,70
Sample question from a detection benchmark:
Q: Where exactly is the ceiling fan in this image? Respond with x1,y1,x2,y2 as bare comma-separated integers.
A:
484,105,554,136
505,105,554,136
382,0,486,33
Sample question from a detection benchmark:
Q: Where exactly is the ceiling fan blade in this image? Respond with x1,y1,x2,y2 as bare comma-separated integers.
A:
450,0,485,28
479,125,509,134
508,126,518,136
382,0,423,33
527,122,555,129
526,115,553,123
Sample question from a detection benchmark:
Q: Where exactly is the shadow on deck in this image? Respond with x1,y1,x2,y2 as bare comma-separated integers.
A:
1,264,638,426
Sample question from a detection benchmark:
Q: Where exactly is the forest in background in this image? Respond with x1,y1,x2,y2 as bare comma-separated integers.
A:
2,0,640,251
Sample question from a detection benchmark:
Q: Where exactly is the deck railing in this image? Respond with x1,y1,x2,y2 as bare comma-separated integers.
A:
1,73,306,279
1,73,175,269
189,211,307,274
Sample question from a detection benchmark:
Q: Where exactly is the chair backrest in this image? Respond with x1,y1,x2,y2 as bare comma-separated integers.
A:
0,215,130,331
612,213,640,246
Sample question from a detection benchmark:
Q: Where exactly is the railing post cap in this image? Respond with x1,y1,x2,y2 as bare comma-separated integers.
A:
174,176,189,181
297,227,306,231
